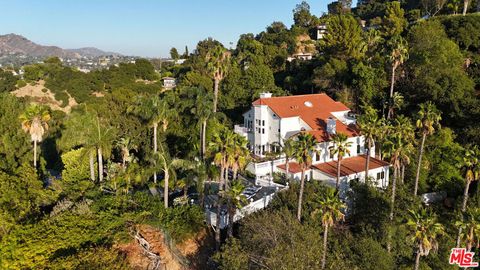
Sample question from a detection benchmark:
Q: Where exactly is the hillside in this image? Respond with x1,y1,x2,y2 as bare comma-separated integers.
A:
0,33,120,58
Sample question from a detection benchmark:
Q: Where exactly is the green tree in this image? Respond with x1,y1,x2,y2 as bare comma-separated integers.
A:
386,36,408,102
224,180,247,237
19,104,51,168
311,187,346,269
382,1,407,37
281,137,297,182
414,102,442,196
456,207,480,251
294,133,319,221
170,47,180,60
206,45,230,112
357,106,380,182
406,208,444,270
456,145,480,246
322,15,366,60
115,137,136,169
91,114,115,183
128,95,174,183
329,133,352,191
150,142,192,208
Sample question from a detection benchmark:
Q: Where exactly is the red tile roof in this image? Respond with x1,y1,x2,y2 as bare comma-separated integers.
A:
277,162,307,174
312,155,390,177
252,94,359,141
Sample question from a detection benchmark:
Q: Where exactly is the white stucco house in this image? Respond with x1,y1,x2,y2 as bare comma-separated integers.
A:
234,93,390,195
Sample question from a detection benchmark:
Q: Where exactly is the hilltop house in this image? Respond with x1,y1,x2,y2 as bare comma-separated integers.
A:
162,77,176,89
234,93,390,195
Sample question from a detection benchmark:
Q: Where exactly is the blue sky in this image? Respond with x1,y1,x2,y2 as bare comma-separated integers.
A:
0,0,338,57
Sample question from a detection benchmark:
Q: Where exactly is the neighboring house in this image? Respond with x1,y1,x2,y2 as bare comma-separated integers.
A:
286,52,313,62
315,24,327,40
162,77,176,89
234,93,390,196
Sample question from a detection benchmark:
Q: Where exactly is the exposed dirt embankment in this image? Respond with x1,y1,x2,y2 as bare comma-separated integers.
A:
116,225,214,270
11,80,77,113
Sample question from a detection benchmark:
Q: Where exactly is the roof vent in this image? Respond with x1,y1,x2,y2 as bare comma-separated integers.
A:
304,101,313,107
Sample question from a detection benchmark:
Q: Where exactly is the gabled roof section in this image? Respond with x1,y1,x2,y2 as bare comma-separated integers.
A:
252,94,359,140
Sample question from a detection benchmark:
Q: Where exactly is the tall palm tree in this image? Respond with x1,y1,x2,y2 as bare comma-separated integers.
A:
407,209,444,270
150,142,192,208
224,180,247,238
19,104,51,168
414,102,441,196
295,133,319,221
191,89,213,160
282,138,297,183
384,134,402,222
128,95,174,183
311,188,345,270
206,45,230,112
456,208,480,251
393,115,415,184
357,106,380,183
209,127,236,249
329,133,352,191
387,36,408,99
229,134,250,181
456,145,480,247
92,115,115,183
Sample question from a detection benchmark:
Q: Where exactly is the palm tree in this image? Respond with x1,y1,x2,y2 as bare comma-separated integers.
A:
116,137,136,169
384,134,402,222
191,89,213,160
59,108,98,182
224,180,247,237
407,209,444,270
282,138,298,182
128,95,175,183
456,145,480,246
311,188,345,270
456,208,480,251
209,127,236,249
387,36,408,99
206,45,230,112
92,115,115,183
462,0,470,15
229,134,250,181
150,142,192,208
19,104,51,168
393,115,415,184
294,133,319,221
357,106,380,183
387,92,404,120
374,119,391,161
329,133,352,191
414,102,441,196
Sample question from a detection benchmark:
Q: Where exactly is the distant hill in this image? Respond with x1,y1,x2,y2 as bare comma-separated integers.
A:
65,47,120,57
0,33,121,58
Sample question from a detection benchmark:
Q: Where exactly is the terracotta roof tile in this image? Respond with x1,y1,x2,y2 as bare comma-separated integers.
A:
277,162,306,174
252,94,359,140
312,155,390,177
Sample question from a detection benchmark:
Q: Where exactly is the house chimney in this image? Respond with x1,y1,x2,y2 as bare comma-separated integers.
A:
260,92,272,98
327,117,336,135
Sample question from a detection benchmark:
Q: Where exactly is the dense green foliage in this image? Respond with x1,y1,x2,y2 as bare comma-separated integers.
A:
0,1,480,269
